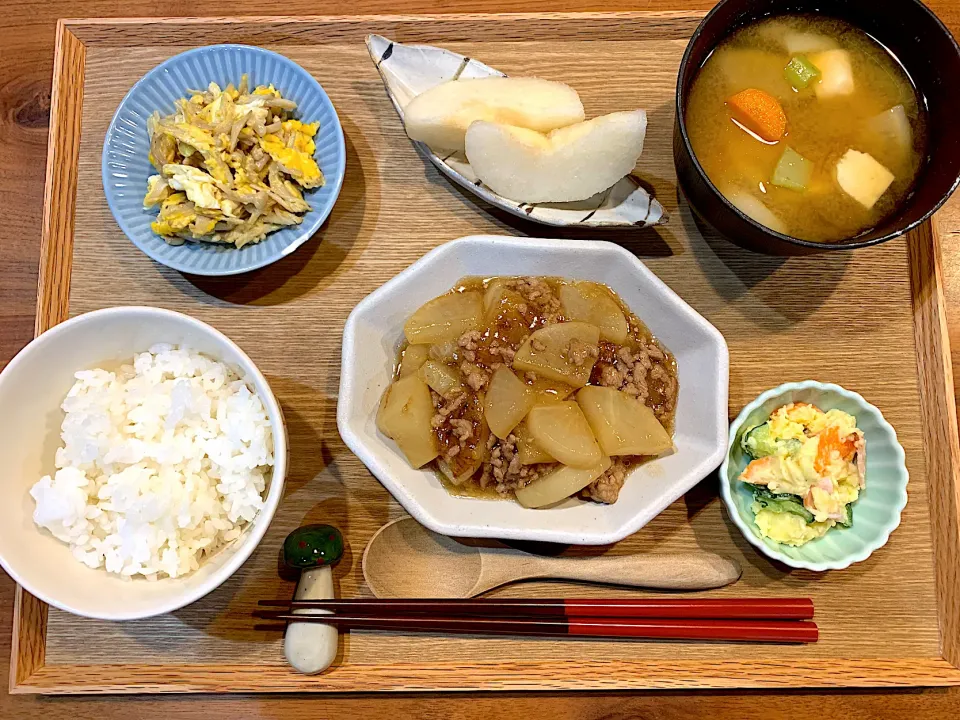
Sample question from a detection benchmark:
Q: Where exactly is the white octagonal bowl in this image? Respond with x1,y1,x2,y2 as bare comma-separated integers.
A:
338,236,729,545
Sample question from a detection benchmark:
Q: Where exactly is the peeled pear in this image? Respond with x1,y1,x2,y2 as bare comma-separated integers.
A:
403,77,585,153
464,110,647,203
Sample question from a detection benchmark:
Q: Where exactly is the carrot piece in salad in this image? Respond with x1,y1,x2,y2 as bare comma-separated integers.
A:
813,426,857,474
727,88,787,142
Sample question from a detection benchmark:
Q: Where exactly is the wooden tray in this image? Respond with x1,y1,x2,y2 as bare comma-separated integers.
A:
11,12,960,694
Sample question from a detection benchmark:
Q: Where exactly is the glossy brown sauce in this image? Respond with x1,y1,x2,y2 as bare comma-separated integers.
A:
394,276,679,503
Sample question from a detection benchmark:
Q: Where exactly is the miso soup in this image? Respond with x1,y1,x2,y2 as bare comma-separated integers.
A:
685,15,926,243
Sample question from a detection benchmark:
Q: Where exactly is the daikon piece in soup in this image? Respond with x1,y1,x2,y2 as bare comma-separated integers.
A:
685,14,926,243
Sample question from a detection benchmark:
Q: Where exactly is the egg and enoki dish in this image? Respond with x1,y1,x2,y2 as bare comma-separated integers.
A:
738,402,865,546
143,76,324,249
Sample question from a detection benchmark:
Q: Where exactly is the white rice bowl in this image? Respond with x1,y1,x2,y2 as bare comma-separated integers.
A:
29,344,274,580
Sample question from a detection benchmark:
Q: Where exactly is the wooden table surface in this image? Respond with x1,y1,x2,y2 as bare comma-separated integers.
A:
3,1,960,716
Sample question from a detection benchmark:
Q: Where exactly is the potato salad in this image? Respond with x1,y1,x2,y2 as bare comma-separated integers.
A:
739,402,865,546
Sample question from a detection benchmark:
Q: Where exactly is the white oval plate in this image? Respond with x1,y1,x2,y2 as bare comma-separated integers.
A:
366,35,667,229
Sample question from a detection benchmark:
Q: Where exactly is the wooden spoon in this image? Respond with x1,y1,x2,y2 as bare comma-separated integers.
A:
362,517,741,599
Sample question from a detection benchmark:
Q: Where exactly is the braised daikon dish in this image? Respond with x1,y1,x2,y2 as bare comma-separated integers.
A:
685,15,926,242
144,76,325,248
376,277,679,508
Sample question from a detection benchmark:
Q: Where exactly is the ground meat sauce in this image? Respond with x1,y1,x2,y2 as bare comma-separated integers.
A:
393,276,679,505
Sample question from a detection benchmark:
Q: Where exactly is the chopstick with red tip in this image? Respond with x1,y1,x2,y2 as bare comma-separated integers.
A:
256,597,815,620
253,611,818,643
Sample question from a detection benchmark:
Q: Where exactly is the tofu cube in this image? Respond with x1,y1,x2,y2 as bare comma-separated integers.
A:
836,149,895,208
810,49,855,98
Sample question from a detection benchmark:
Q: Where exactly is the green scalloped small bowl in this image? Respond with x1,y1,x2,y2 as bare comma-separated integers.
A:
719,381,908,571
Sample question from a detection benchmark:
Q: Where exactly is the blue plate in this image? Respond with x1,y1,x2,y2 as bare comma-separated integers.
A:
102,44,345,276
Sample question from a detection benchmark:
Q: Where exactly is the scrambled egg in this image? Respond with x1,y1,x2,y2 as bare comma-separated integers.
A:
739,403,865,546
259,120,324,188
143,76,323,248
162,164,222,210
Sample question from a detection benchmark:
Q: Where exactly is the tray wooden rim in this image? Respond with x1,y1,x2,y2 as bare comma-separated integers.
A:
11,12,960,695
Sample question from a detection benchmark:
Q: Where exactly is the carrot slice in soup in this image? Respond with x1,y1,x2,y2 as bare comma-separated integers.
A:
727,89,787,142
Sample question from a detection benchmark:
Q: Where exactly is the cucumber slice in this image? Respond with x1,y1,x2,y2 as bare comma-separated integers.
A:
751,485,815,523
741,423,801,458
837,503,854,528
741,423,776,457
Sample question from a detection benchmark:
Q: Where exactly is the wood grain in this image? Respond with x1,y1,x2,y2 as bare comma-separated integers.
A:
8,21,87,694
14,658,960,694
8,587,45,691
7,12,959,694
908,220,960,670
3,1,960,717
35,23,84,336
63,12,707,45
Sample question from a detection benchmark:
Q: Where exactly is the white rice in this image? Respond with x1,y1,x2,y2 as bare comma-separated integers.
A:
29,344,274,580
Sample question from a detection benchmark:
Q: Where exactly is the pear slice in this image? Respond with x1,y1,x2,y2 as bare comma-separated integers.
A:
464,110,647,203
403,77,585,153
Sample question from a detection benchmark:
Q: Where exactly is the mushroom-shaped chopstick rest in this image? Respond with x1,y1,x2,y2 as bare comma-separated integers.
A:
282,524,345,674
